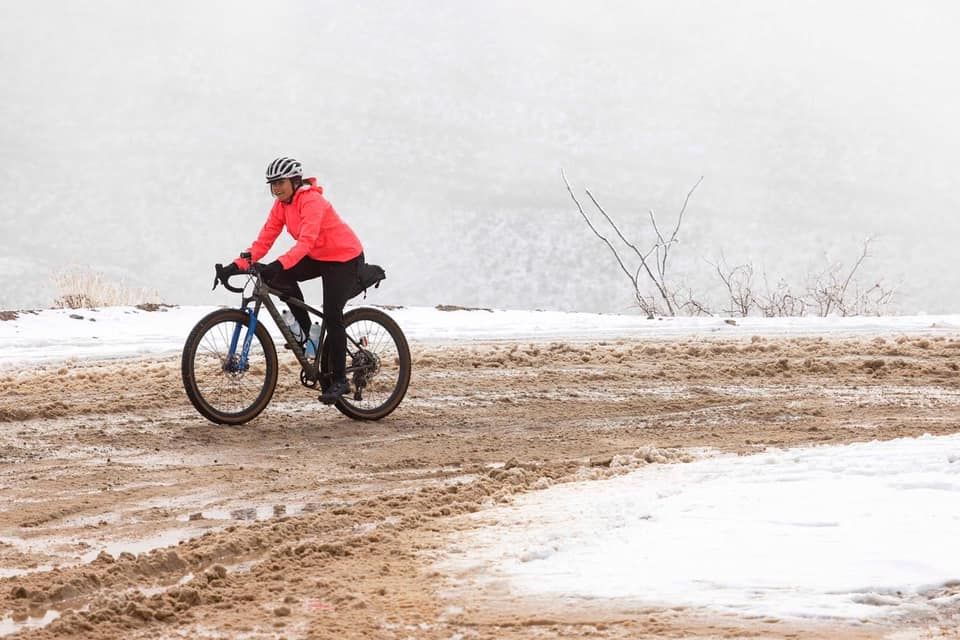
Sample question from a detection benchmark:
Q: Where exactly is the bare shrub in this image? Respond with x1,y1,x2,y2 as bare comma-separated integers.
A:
707,241,895,318
752,238,895,317
709,255,755,317
565,173,895,317
802,239,895,317
755,275,809,318
52,267,161,309
562,170,707,318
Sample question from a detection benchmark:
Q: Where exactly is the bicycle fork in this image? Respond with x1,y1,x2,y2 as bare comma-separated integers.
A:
226,307,258,373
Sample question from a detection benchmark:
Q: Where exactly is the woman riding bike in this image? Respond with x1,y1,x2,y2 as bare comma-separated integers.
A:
219,156,362,405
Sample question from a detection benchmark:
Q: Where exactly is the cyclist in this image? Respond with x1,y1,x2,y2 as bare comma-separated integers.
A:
219,157,363,404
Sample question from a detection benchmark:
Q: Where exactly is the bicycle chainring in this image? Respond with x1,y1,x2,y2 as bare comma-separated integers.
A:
299,367,319,389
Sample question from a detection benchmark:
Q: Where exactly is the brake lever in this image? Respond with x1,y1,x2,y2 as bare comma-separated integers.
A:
213,264,223,290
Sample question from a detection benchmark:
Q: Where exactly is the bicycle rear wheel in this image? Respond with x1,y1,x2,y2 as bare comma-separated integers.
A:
321,307,411,420
181,308,278,425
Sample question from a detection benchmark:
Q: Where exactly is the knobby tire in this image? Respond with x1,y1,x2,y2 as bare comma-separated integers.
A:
321,307,411,421
181,308,279,425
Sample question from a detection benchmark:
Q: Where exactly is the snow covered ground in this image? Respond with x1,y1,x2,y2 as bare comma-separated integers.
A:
440,435,960,622
2,304,960,368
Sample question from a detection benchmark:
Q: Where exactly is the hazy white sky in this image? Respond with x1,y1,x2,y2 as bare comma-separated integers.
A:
1,1,958,312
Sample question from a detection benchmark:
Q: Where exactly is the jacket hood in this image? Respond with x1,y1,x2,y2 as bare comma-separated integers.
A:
299,176,322,195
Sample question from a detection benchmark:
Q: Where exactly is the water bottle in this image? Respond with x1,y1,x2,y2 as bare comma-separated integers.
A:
280,309,305,344
306,322,321,358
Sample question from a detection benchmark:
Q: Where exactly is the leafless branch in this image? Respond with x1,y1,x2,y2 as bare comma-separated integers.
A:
583,189,673,314
662,176,703,278
837,236,873,311
563,171,893,318
561,170,638,289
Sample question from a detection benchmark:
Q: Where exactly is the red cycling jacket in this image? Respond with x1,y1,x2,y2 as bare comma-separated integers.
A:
234,177,363,270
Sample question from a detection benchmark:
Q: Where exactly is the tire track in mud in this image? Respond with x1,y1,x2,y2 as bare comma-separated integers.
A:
1,335,960,638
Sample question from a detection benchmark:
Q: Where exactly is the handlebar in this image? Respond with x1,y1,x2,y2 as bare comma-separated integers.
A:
214,265,247,293
213,253,260,294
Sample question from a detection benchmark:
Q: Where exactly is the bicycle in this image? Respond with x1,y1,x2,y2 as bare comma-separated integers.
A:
181,254,411,425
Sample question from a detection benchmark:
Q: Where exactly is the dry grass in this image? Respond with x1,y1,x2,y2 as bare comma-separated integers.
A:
51,267,162,309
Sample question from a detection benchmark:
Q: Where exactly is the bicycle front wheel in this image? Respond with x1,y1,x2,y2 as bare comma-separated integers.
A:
321,307,411,420
181,308,279,425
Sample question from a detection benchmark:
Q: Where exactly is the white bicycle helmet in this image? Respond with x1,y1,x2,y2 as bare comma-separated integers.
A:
265,157,303,183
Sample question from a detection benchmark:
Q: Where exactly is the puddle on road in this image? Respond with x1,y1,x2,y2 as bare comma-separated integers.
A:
138,571,195,597
2,494,417,581
0,527,209,579
80,528,208,563
0,609,60,637
0,564,57,579
132,558,259,600
177,501,330,523
1,496,339,578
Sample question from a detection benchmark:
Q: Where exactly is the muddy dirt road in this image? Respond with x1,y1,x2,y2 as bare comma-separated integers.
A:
2,333,960,639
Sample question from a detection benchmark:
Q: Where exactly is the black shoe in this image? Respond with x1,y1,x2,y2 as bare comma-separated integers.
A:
319,379,350,405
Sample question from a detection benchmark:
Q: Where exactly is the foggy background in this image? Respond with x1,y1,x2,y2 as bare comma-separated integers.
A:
1,1,957,314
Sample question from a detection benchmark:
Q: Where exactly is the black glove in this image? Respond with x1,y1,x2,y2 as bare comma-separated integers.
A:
257,260,283,281
213,262,241,289
221,262,241,278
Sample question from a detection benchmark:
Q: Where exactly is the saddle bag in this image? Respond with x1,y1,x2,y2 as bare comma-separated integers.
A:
350,261,386,299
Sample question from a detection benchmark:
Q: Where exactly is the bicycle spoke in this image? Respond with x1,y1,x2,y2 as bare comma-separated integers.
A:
187,314,274,421
337,314,405,413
